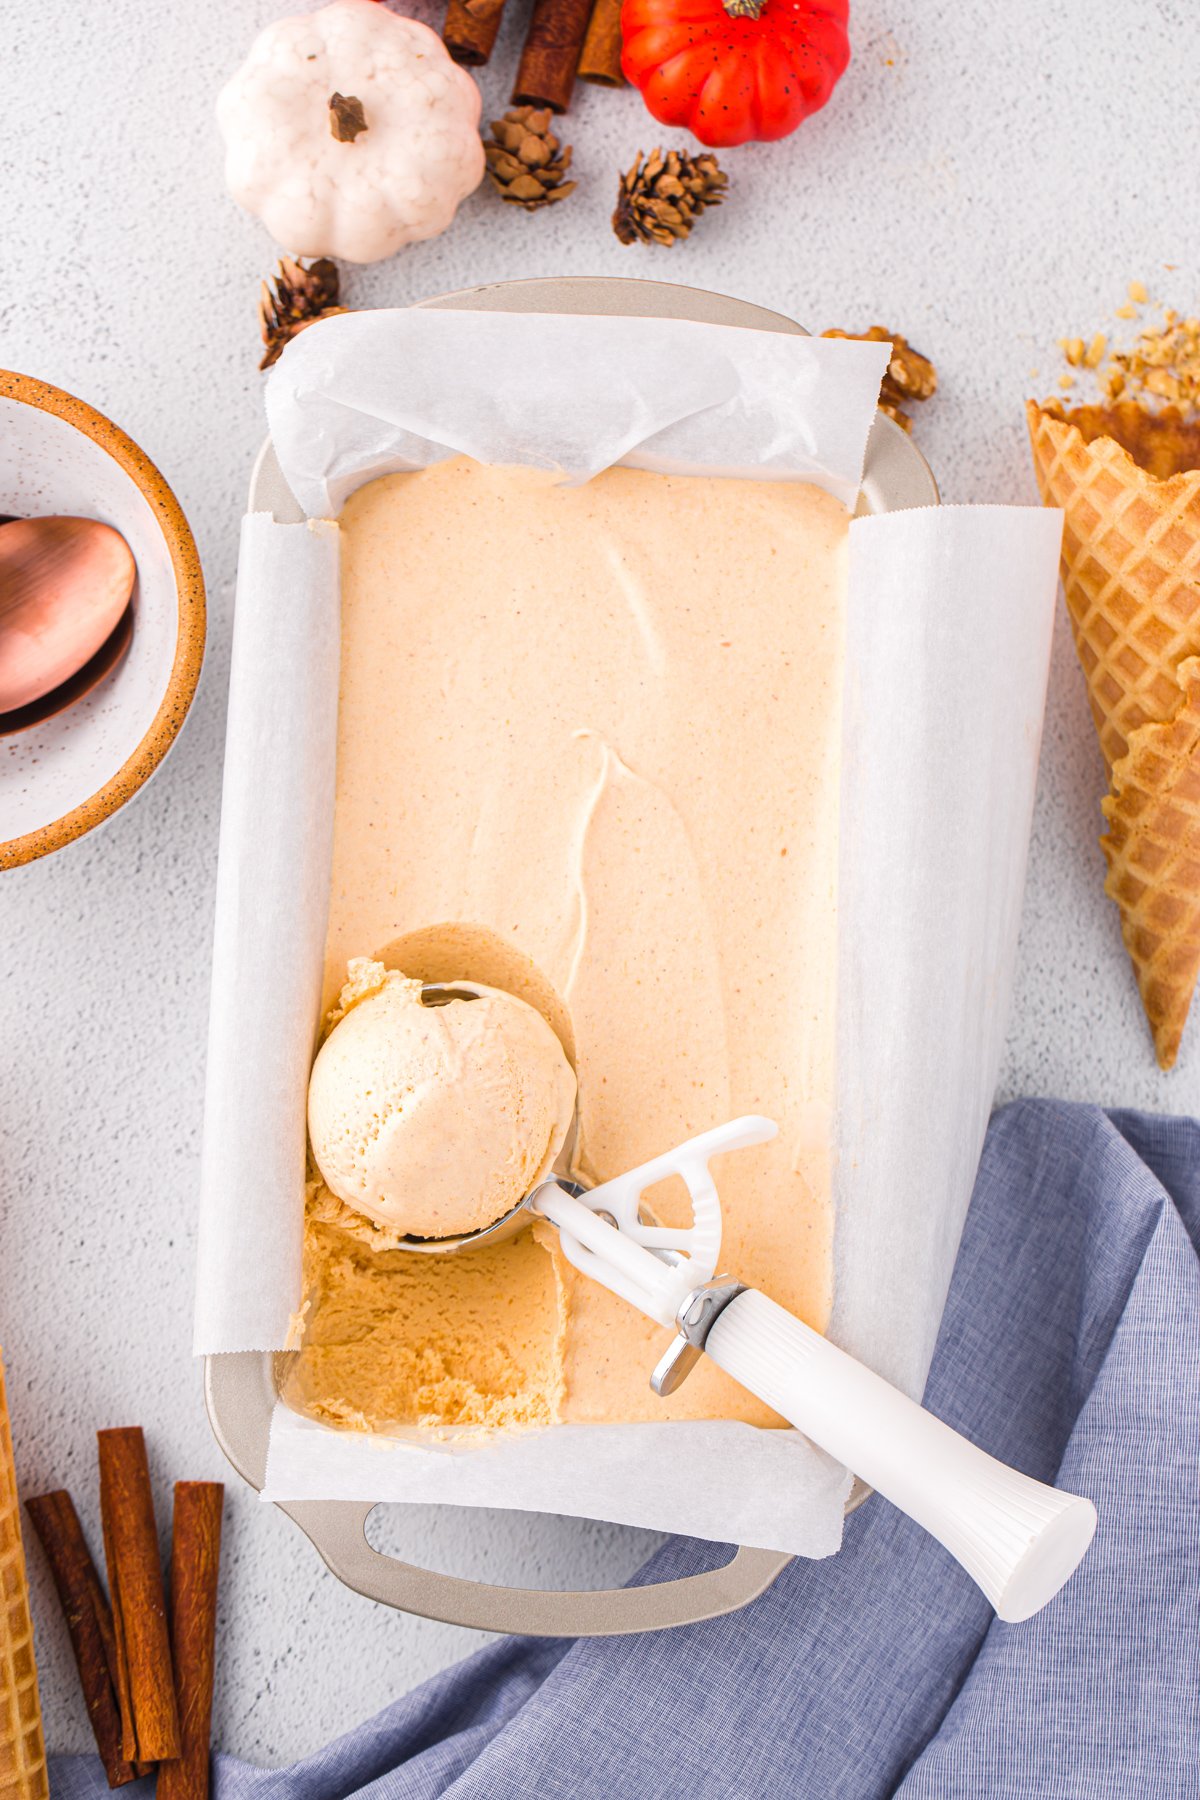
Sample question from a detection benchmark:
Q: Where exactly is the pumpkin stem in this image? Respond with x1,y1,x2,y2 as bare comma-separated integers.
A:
722,0,766,16
329,93,369,143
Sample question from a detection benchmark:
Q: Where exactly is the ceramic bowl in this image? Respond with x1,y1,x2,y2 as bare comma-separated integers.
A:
0,372,205,868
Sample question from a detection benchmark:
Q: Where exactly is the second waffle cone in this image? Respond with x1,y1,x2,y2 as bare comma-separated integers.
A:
1027,399,1200,1066
1026,400,1200,772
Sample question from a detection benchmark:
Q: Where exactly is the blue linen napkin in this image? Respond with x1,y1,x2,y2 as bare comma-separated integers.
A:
50,1099,1200,1799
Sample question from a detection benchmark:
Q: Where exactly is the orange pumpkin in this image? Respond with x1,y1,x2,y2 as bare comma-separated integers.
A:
621,0,850,148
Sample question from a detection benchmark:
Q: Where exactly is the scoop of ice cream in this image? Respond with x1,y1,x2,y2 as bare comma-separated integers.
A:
307,959,576,1240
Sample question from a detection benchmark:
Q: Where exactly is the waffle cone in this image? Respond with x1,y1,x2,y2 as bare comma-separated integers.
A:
0,1355,48,1800
1027,400,1200,1066
1026,400,1200,770
1102,658,1200,1069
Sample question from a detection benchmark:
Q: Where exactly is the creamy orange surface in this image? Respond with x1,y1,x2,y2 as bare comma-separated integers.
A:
286,456,848,1432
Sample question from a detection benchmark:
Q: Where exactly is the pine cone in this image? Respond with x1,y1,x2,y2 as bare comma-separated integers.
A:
484,108,576,211
821,327,938,432
612,148,727,248
259,257,347,371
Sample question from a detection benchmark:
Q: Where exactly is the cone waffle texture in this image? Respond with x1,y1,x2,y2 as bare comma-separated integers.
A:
1026,400,1200,771
0,1355,48,1800
1027,400,1200,1067
1101,658,1200,1069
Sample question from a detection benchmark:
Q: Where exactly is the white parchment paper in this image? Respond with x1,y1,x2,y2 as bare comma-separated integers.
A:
197,515,339,1352
263,309,890,514
198,310,1062,1556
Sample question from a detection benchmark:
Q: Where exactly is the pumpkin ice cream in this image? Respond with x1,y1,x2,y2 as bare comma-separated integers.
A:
288,456,849,1434
283,1219,568,1432
307,959,576,1240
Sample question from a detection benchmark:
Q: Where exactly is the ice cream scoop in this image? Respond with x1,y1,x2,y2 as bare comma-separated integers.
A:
530,1120,1099,1624
307,962,576,1242
307,965,1095,1620
355,1075,1096,1622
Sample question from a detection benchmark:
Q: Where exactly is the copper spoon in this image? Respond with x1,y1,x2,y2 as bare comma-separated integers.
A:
0,515,136,734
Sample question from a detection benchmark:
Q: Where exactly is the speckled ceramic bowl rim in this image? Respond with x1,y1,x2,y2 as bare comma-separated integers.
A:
0,370,206,869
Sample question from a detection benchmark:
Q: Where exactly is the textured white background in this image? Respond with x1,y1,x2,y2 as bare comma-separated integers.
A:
2,0,1198,1767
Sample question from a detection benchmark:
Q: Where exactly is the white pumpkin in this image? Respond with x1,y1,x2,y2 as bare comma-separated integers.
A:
217,0,484,265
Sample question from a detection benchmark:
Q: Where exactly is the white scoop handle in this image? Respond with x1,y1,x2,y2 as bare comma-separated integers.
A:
705,1288,1097,1622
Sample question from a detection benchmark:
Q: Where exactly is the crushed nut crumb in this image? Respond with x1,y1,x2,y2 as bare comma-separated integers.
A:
1108,310,1200,411
1128,280,1148,304
1053,298,1200,417
1145,369,1180,400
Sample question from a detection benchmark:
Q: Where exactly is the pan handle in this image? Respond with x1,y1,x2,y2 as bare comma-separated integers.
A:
283,1499,792,1636
205,1350,802,1635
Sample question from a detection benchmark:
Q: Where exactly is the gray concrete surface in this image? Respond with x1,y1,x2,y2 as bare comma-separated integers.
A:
2,0,1197,1766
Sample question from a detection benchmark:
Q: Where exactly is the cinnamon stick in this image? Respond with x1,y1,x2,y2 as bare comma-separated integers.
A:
158,1484,223,1800
24,1491,138,1788
97,1428,180,1763
512,0,594,113
443,0,509,66
577,0,626,86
